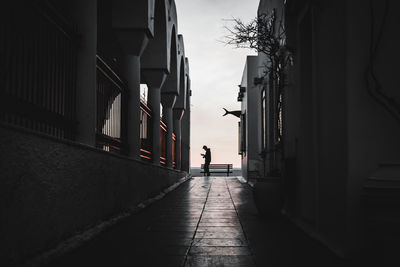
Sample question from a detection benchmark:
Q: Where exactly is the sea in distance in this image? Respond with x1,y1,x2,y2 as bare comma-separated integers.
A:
190,167,242,177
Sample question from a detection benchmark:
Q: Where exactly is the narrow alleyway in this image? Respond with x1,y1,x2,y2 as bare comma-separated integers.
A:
48,177,350,267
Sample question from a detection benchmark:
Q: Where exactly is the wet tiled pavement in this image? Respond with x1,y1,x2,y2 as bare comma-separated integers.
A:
49,177,350,267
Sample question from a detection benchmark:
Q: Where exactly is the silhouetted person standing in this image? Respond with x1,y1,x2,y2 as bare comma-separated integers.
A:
201,145,211,176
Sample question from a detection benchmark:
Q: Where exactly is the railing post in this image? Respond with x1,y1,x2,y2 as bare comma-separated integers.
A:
73,0,97,147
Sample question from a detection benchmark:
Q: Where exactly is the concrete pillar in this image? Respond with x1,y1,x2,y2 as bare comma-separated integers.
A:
181,89,191,172
173,118,182,170
123,55,141,159
161,92,177,168
164,108,173,168
148,87,161,165
173,107,184,170
73,0,97,146
181,115,190,172
142,70,167,165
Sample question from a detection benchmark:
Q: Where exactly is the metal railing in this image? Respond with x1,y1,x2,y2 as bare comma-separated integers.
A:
0,2,77,138
96,56,125,153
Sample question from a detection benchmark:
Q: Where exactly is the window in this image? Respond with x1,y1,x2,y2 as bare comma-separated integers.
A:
240,113,247,154
238,121,242,155
262,88,267,150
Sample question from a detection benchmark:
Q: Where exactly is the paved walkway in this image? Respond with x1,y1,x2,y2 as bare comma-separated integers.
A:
49,177,349,267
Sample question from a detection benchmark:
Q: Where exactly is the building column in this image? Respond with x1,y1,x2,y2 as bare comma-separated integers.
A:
173,117,182,170
142,70,167,165
181,115,190,172
123,55,141,159
181,85,191,172
164,107,173,168
161,92,177,168
148,87,161,165
73,0,97,146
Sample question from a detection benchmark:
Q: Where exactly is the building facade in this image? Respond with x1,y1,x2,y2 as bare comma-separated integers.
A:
238,0,400,263
0,0,191,265
238,56,264,181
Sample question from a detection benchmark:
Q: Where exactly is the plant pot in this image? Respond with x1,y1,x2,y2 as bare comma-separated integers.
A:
253,177,282,217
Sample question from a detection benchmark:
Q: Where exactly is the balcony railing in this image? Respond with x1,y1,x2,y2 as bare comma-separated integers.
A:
0,2,77,138
96,55,125,153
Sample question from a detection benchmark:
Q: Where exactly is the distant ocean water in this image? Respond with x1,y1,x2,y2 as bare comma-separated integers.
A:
190,167,242,177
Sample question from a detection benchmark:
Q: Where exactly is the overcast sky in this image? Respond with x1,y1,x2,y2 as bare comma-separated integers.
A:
175,0,259,167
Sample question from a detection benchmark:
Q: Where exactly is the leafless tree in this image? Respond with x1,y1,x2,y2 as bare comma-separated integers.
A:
224,9,292,151
224,10,289,81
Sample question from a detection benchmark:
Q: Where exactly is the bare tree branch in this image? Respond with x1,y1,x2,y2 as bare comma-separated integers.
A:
222,9,291,81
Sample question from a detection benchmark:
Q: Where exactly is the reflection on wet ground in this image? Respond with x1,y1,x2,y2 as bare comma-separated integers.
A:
49,177,349,267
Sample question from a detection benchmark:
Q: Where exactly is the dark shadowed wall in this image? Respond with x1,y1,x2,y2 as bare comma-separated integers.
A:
0,125,188,266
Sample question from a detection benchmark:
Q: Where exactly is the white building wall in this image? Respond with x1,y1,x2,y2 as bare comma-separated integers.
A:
240,56,264,180
246,56,263,178
240,62,248,180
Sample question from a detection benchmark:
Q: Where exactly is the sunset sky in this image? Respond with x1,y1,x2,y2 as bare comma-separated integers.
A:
175,0,259,167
